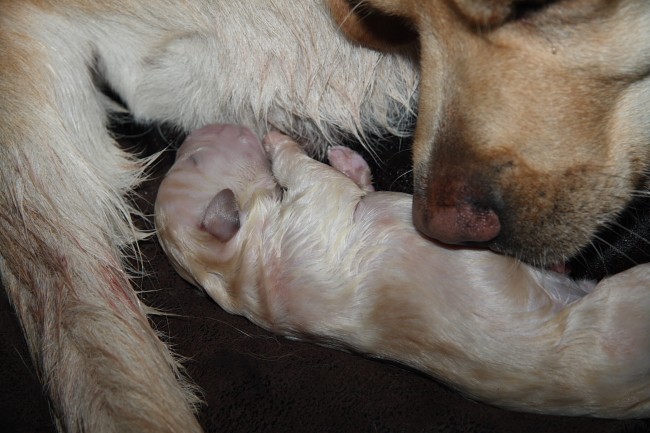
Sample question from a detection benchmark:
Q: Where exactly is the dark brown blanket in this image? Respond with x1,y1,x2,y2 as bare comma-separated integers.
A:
1,124,648,433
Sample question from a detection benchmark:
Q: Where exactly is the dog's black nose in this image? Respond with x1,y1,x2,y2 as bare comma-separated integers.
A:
413,180,501,245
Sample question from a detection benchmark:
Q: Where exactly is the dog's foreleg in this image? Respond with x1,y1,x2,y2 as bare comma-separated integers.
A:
0,12,202,433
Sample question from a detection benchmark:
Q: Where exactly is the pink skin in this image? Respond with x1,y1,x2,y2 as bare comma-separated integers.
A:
326,146,375,192
155,124,650,418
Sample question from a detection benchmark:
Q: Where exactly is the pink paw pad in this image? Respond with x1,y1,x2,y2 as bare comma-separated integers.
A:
327,146,374,192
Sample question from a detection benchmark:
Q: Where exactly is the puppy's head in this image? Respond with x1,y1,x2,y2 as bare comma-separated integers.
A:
155,125,279,310
328,0,650,266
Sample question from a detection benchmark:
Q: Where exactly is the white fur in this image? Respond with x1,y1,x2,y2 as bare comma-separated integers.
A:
0,2,416,432
156,125,650,419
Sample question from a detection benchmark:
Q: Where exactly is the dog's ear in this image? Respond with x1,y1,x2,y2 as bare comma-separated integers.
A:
326,0,417,51
450,0,551,27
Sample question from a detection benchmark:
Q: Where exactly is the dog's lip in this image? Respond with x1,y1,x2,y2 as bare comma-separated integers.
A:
475,232,567,271
446,240,573,276
547,262,571,274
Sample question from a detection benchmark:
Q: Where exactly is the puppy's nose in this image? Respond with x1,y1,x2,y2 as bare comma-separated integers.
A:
413,181,501,244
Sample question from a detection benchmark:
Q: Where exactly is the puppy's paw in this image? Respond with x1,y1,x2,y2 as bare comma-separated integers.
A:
327,146,375,192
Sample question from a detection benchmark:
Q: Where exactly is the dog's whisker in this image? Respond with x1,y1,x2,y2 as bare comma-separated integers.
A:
388,168,413,190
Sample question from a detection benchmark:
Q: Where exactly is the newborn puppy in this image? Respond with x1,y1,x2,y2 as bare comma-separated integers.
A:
155,124,650,419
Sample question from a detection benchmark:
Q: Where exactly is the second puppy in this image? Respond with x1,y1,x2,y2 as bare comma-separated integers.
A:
155,125,650,419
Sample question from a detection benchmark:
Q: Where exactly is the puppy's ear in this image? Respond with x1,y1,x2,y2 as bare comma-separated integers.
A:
327,0,417,51
200,189,241,242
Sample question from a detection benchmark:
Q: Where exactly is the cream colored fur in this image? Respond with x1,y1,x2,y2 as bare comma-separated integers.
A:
329,0,650,265
156,125,650,419
0,1,415,431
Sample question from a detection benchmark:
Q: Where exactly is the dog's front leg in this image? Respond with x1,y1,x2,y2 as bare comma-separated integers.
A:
0,8,202,432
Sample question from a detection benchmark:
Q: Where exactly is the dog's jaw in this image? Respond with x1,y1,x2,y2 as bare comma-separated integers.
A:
411,0,650,266
327,0,650,267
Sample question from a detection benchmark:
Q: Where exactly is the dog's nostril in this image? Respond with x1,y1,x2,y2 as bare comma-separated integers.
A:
413,196,501,245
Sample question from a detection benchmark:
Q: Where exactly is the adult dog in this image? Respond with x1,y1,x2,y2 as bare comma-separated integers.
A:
0,0,648,432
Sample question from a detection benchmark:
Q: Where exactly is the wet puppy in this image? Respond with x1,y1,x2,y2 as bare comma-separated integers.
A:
155,124,650,419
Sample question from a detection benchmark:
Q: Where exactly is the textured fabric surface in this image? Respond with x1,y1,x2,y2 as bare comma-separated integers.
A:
1,125,649,433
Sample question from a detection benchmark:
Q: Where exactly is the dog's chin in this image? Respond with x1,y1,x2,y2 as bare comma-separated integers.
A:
566,194,650,281
463,194,650,282
486,192,650,281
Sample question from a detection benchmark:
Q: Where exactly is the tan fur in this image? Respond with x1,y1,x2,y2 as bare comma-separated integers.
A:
329,0,650,265
0,1,416,431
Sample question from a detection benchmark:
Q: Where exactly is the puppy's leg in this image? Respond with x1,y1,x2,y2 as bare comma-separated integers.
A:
0,13,201,433
264,132,365,203
327,146,375,192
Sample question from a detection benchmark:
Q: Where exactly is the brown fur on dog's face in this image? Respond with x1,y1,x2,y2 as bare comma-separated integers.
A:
328,0,650,266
